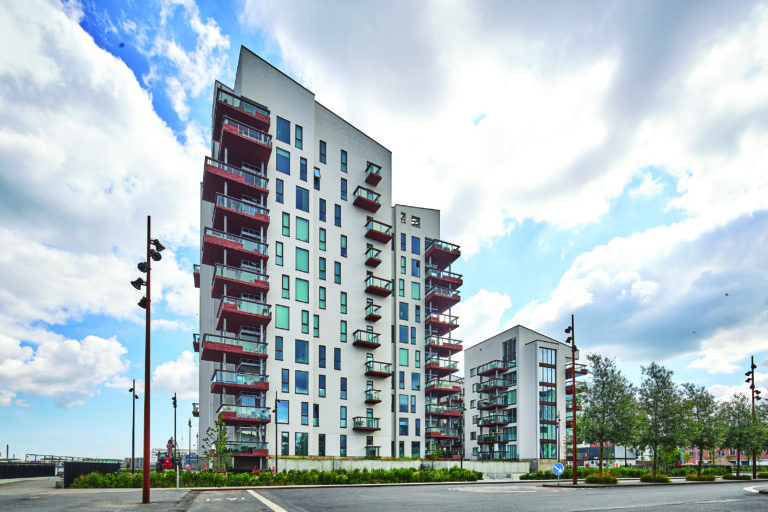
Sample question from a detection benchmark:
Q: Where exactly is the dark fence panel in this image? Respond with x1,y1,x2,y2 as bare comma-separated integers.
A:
0,463,56,479
63,462,120,488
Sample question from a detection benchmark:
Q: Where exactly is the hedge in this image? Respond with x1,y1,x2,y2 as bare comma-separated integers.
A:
757,472,768,479
584,474,618,484
685,474,716,481
722,473,751,480
640,474,670,483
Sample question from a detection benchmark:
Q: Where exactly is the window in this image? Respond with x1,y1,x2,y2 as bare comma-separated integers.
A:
282,213,290,236
340,292,347,314
296,370,309,394
340,178,347,200
539,347,556,365
411,395,416,413
340,435,347,457
319,286,326,309
314,167,321,190
399,371,405,389
400,233,406,251
277,117,290,144
295,339,308,364
294,248,309,273
276,305,289,330
296,432,308,456
334,261,341,284
399,394,408,412
281,275,290,299
415,306,421,323
319,228,326,250
340,320,347,342
275,336,283,360
334,348,341,370
399,418,408,436
340,377,347,399
340,235,347,257
411,259,420,277
319,257,326,280
276,178,284,203
411,236,420,255
399,441,405,458
401,211,406,223
296,217,309,242
319,374,326,397
399,348,409,366
296,186,309,212
415,351,420,368
415,419,421,437
313,315,319,337
319,199,326,222
276,241,283,266
276,147,290,174
334,204,341,226
313,404,319,427
281,432,289,455
319,140,326,163
398,279,405,296
411,216,420,228
411,283,420,300
400,256,406,274
295,125,303,149
301,402,309,425
340,405,347,427
410,327,416,345
277,400,289,423
340,149,347,172
296,279,309,303
301,310,309,334
300,157,307,181
399,302,408,320
411,373,420,390
281,369,289,392
399,325,408,343
319,346,326,368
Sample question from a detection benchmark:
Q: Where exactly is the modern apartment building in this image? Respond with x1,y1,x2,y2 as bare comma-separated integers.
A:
464,325,584,462
192,47,463,469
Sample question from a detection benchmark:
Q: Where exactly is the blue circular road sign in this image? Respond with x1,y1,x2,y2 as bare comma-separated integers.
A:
552,462,565,476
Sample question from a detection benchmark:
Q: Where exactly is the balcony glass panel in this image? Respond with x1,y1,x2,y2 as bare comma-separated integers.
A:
425,268,463,280
353,417,380,429
220,297,271,316
478,414,514,425
212,370,268,386
365,275,392,291
425,312,458,325
216,193,269,217
222,117,272,146
476,378,513,392
353,186,381,204
476,360,515,374
217,404,271,420
365,219,392,236
353,330,380,344
426,358,458,370
425,405,462,414
365,162,382,179
365,361,391,374
477,432,514,443
426,286,459,298
202,334,268,356
214,265,268,285
365,247,381,260
218,441,268,454
206,157,268,188
192,403,199,414
365,389,381,402
217,89,270,118
426,238,460,253
205,228,268,255
425,336,463,347
425,379,460,390
365,446,381,457
365,303,381,317
425,427,459,437
193,264,200,273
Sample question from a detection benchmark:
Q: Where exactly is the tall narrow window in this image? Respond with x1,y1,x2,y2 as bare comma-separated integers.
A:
319,433,325,455
340,178,347,200
300,157,307,181
319,374,326,396
295,124,303,149
340,320,347,343
282,213,290,236
334,262,341,284
276,178,284,203
281,275,289,299
275,305,289,330
334,204,341,226
319,286,326,309
340,435,347,456
340,292,347,314
340,377,347,399
319,199,326,222
301,310,309,334
313,404,319,427
334,348,341,370
340,150,347,172
313,314,319,337
411,259,420,277
296,186,309,212
276,147,290,174
340,405,347,427
318,345,326,368
319,257,326,280
314,167,321,190
275,336,283,361
276,117,290,144
400,256,406,274
301,402,308,425
276,241,283,266
400,233,406,251
281,369,289,392
340,235,347,257
319,140,327,163
411,236,420,255
319,228,326,250
411,282,420,300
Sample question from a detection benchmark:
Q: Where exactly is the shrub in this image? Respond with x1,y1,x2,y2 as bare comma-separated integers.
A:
640,474,670,483
722,473,752,480
757,472,768,479
584,474,618,484
685,474,716,481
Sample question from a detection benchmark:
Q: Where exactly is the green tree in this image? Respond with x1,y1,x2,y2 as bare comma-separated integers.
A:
579,354,638,477
637,362,687,477
202,416,232,473
722,393,759,476
681,383,723,477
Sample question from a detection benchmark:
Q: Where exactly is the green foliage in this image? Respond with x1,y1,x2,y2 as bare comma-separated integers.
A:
584,474,618,484
639,474,670,483
722,394,761,476
756,472,768,479
681,383,723,477
722,473,752,480
201,416,232,473
685,474,716,481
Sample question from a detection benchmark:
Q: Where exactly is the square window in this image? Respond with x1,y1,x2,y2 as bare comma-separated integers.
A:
319,374,326,396
340,178,347,200
296,217,309,242
282,213,290,236
319,257,326,280
281,275,290,299
295,339,308,364
340,291,347,314
296,186,309,212
319,199,326,222
301,310,309,334
277,117,290,144
320,140,326,163
296,370,309,394
340,235,347,257
334,261,341,284
319,346,326,369
276,242,283,266
300,157,307,181
276,178,284,203
276,305,289,330
340,149,347,173
319,286,326,309
319,228,326,251
295,125,303,149
275,336,283,360
296,278,309,303
399,348,408,366
411,216,420,228
334,204,341,226
411,282,420,300
296,248,309,272
276,147,290,174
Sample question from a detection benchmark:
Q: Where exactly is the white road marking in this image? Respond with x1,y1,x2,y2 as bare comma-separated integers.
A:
449,486,568,493
743,484,768,493
248,489,290,512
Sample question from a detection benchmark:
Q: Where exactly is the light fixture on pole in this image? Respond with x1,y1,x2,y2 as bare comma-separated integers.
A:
129,380,139,474
564,314,577,485
745,356,762,480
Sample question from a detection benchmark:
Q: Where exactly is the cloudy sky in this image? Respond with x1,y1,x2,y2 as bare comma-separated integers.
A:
0,0,766,458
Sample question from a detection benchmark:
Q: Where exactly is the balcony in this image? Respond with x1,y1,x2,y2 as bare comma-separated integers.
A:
193,264,200,288
566,382,587,394
202,228,268,266
425,286,461,313
211,370,269,394
425,379,462,397
364,360,392,378
477,433,513,445
213,85,270,140
364,389,382,404
425,312,459,336
215,441,268,458
213,193,270,234
364,162,382,186
211,264,269,299
217,404,271,426
192,403,199,417
478,451,515,461
200,333,268,363
425,427,459,439
476,360,515,377
425,336,463,356
425,357,459,376
364,219,393,244
365,445,381,458
365,246,382,267
193,333,200,352
425,238,460,269
202,157,268,203
478,414,514,427
566,363,588,379
217,297,271,332
425,405,463,417
477,395,512,410
476,378,513,394
219,116,272,168
425,267,463,288
364,303,381,322
365,275,393,297
353,417,381,431
353,329,381,349
352,186,381,213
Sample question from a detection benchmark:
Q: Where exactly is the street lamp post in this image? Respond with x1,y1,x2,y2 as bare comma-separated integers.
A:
564,314,577,485
745,356,762,479
556,412,561,463
273,392,278,474
129,380,139,474
188,419,192,468
131,215,164,504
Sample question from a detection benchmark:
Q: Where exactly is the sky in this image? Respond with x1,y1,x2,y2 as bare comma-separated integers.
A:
0,0,767,459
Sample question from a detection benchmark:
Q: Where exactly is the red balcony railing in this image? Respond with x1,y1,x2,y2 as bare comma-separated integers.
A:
353,329,381,349
218,116,272,168
364,219,393,244
200,333,268,363
217,404,271,426
352,186,381,213
202,228,268,266
217,297,271,332
202,157,268,203
211,370,269,394
213,85,270,140
211,264,269,299
425,238,460,269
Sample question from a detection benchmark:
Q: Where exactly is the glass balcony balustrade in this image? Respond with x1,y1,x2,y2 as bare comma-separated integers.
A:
476,378,513,392
365,389,381,402
425,267,463,281
216,193,269,218
425,404,462,415
365,246,381,261
353,330,380,345
365,275,392,291
425,357,458,370
206,157,268,188
365,303,381,318
217,404,271,421
222,117,272,146
425,336,463,348
425,426,459,437
478,414,514,426
201,333,268,357
217,89,270,119
426,286,460,298
353,417,380,429
353,186,381,204
217,441,268,455
477,432,515,444
426,238,460,253
204,228,268,256
476,360,515,375
425,312,458,325
214,264,268,286
365,446,381,458
365,360,392,374
365,162,382,180
364,219,392,237
211,370,268,387
219,297,271,317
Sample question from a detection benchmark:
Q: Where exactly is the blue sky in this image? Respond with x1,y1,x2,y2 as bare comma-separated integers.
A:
1,0,767,459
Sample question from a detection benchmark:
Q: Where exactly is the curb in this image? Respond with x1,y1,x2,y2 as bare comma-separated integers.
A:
542,479,768,489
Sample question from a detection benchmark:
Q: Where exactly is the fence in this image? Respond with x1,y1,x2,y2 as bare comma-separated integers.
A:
0,463,56,479
63,461,120,488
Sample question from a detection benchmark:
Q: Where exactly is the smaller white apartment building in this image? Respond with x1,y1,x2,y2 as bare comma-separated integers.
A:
464,325,577,461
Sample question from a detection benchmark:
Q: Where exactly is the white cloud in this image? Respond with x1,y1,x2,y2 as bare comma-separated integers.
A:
629,172,663,198
453,290,513,350
152,350,198,400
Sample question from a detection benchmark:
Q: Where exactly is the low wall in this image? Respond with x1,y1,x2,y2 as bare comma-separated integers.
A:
0,463,55,479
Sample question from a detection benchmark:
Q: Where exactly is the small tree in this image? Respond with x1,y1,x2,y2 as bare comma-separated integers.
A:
722,393,758,476
637,362,687,478
579,354,638,477
681,383,723,477
202,416,232,473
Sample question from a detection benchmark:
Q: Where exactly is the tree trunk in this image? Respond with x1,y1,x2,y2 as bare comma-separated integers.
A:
652,445,657,478
696,446,703,477
599,442,604,477
736,447,740,476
